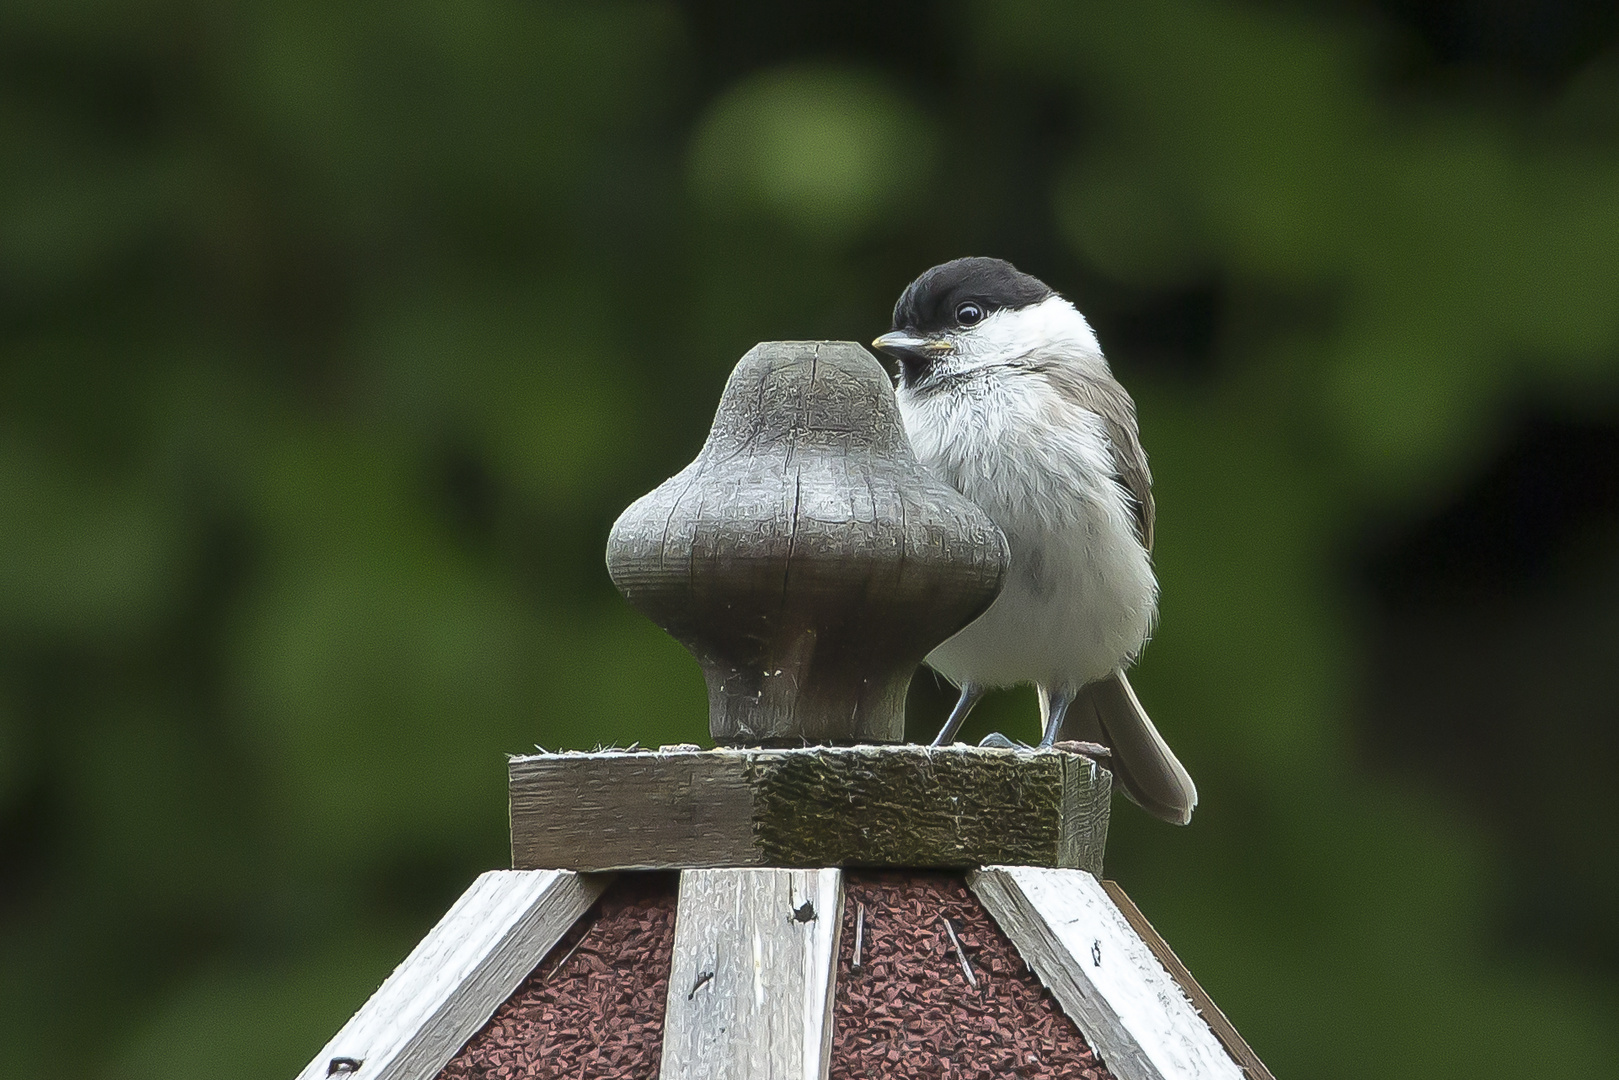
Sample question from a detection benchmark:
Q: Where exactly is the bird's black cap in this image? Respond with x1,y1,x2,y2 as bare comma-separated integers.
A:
889,257,1055,333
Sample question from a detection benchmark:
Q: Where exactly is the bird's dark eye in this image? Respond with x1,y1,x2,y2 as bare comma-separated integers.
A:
955,302,984,326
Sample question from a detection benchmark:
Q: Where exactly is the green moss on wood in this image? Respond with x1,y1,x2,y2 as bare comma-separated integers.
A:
749,746,1109,872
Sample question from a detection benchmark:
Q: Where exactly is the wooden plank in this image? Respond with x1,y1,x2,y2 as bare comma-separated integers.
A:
511,746,757,871
1101,881,1275,1080
510,744,1109,873
659,868,843,1080
295,869,609,1080
968,866,1243,1080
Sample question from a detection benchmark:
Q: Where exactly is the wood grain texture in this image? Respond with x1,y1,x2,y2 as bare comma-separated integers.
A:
968,866,1243,1080
1101,881,1275,1080
510,747,757,871
295,869,609,1080
660,868,844,1080
606,341,1008,745
510,744,1110,873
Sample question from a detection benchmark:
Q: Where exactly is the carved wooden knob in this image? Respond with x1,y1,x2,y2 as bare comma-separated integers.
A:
607,341,1008,745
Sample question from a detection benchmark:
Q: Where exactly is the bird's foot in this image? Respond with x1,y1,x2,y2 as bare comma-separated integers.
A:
1052,739,1112,758
931,683,985,746
981,733,1107,754
1037,688,1076,751
977,732,1031,751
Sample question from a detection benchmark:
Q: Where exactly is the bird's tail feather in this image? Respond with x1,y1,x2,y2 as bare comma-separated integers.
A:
1046,672,1197,825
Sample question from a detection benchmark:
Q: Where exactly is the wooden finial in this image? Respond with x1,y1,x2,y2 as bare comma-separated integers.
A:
607,340,1008,745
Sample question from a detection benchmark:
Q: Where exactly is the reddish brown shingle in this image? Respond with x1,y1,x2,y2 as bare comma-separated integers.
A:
438,873,677,1080
831,871,1116,1080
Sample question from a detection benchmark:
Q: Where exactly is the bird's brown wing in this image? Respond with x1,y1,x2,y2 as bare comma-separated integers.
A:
1036,364,1155,551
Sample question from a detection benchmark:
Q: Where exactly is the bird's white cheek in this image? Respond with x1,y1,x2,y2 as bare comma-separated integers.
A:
952,296,1106,373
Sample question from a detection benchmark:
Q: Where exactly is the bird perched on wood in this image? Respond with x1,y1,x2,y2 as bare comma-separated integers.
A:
873,257,1197,825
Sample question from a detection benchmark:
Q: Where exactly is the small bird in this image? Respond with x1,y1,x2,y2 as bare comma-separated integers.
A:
873,257,1197,824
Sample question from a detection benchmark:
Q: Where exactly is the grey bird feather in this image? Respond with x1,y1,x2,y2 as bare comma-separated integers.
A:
1049,674,1195,825
1033,359,1155,551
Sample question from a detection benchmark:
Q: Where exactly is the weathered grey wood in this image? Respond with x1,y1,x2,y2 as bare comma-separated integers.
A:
1101,881,1275,1080
510,744,1110,873
968,866,1244,1080
295,869,609,1080
606,340,1008,745
660,868,843,1080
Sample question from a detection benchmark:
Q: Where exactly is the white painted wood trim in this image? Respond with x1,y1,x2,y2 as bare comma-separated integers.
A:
969,866,1243,1080
659,868,843,1080
295,869,609,1080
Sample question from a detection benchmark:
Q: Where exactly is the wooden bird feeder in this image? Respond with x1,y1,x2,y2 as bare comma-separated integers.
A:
295,342,1274,1080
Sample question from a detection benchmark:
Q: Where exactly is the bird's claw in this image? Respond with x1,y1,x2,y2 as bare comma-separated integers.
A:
979,732,1110,755
1052,739,1112,758
977,732,1031,751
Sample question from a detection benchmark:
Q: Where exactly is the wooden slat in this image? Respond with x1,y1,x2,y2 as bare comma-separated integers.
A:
295,869,609,1080
510,745,1109,873
968,866,1243,1080
1101,881,1275,1080
659,868,844,1080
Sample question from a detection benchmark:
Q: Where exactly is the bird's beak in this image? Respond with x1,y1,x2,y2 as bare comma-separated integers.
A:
871,332,952,378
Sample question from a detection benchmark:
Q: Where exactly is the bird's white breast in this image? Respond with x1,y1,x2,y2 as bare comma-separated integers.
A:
897,367,1158,691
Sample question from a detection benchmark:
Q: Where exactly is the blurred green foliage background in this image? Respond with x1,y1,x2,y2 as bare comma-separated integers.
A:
4,0,1619,1076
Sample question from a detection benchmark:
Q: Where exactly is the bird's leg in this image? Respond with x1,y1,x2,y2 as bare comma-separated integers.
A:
1037,687,1076,750
931,683,985,746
